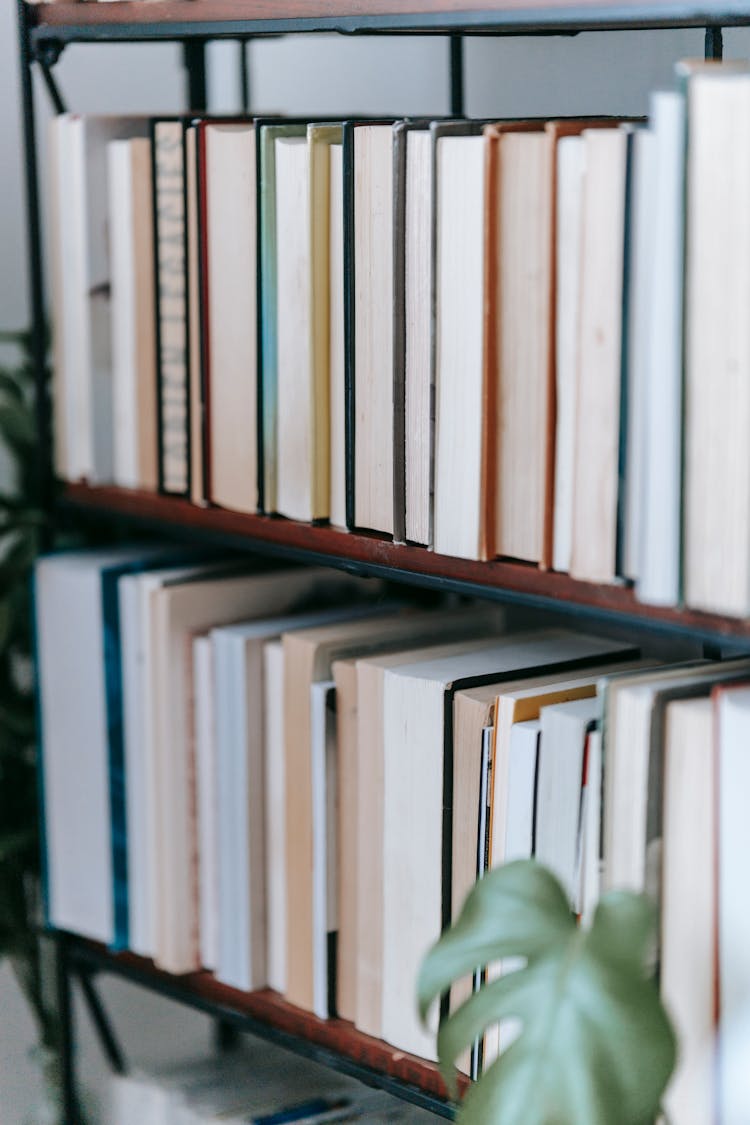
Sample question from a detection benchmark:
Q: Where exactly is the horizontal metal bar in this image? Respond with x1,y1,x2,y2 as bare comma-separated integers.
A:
30,4,742,45
66,940,454,1119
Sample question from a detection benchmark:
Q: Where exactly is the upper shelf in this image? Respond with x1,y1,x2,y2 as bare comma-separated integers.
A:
27,0,749,42
61,483,750,646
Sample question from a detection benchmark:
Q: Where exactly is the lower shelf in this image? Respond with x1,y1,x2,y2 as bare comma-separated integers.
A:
63,935,456,1119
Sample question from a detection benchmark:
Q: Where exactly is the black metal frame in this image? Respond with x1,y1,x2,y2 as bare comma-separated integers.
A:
14,3,740,1121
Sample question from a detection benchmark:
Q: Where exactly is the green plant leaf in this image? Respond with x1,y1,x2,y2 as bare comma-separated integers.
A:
0,402,35,450
417,861,676,1125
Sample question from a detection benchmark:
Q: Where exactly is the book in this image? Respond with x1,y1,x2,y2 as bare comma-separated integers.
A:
602,658,750,896
201,121,258,514
351,610,506,1038
259,121,308,514
152,118,190,496
186,123,206,505
485,121,557,567
536,694,600,906
350,122,396,535
552,134,585,574
570,126,629,583
210,592,375,992
637,91,686,606
433,122,489,560
284,606,454,1015
683,67,750,615
714,683,750,1125
151,566,379,974
119,558,232,958
108,136,158,491
660,695,715,1125
328,139,347,530
310,124,344,524
51,114,149,484
620,126,655,583
263,640,286,995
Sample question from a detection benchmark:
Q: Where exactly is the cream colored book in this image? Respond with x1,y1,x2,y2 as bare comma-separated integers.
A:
684,68,750,616
185,125,205,506
570,127,629,584
109,136,157,492
204,122,257,514
328,141,346,530
661,696,715,1125
353,124,395,535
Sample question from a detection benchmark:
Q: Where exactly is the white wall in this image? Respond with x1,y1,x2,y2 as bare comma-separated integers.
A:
3,13,750,1123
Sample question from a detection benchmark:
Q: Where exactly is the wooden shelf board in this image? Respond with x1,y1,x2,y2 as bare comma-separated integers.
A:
28,0,747,39
60,482,750,643
67,938,456,1115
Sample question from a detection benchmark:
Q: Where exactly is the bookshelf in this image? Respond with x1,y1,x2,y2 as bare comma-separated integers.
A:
17,2,750,1123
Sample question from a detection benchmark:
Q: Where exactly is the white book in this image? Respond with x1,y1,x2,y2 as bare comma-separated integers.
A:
638,91,686,606
661,696,715,1125
504,718,540,863
552,135,586,575
536,695,599,906
622,127,656,583
57,115,150,483
204,123,257,514
716,686,750,1125
275,136,314,522
263,640,286,994
579,728,602,926
35,546,159,944
404,128,433,547
193,635,218,972
328,143,346,530
433,132,486,560
108,137,157,491
311,681,337,1020
151,568,373,974
120,560,228,958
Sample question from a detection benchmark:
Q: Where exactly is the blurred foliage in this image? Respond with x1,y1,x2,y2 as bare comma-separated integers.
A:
0,327,60,1059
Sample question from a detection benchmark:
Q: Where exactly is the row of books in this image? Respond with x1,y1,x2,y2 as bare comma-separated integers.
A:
107,1043,435,1124
48,60,750,619
35,547,750,1120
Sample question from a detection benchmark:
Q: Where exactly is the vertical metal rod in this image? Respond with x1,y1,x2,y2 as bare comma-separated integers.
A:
240,39,251,114
77,969,129,1076
55,933,78,1124
17,0,53,521
183,39,208,112
38,60,67,115
705,26,723,60
449,34,464,118
214,1019,242,1053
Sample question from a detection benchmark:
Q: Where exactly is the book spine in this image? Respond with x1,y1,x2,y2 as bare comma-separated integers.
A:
392,125,407,546
343,124,356,531
152,119,190,497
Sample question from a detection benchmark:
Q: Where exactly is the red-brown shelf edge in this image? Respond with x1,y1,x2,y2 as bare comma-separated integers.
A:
59,482,750,641
68,940,455,1104
27,0,747,32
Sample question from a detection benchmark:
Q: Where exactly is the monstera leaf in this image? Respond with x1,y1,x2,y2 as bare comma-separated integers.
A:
417,861,676,1125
